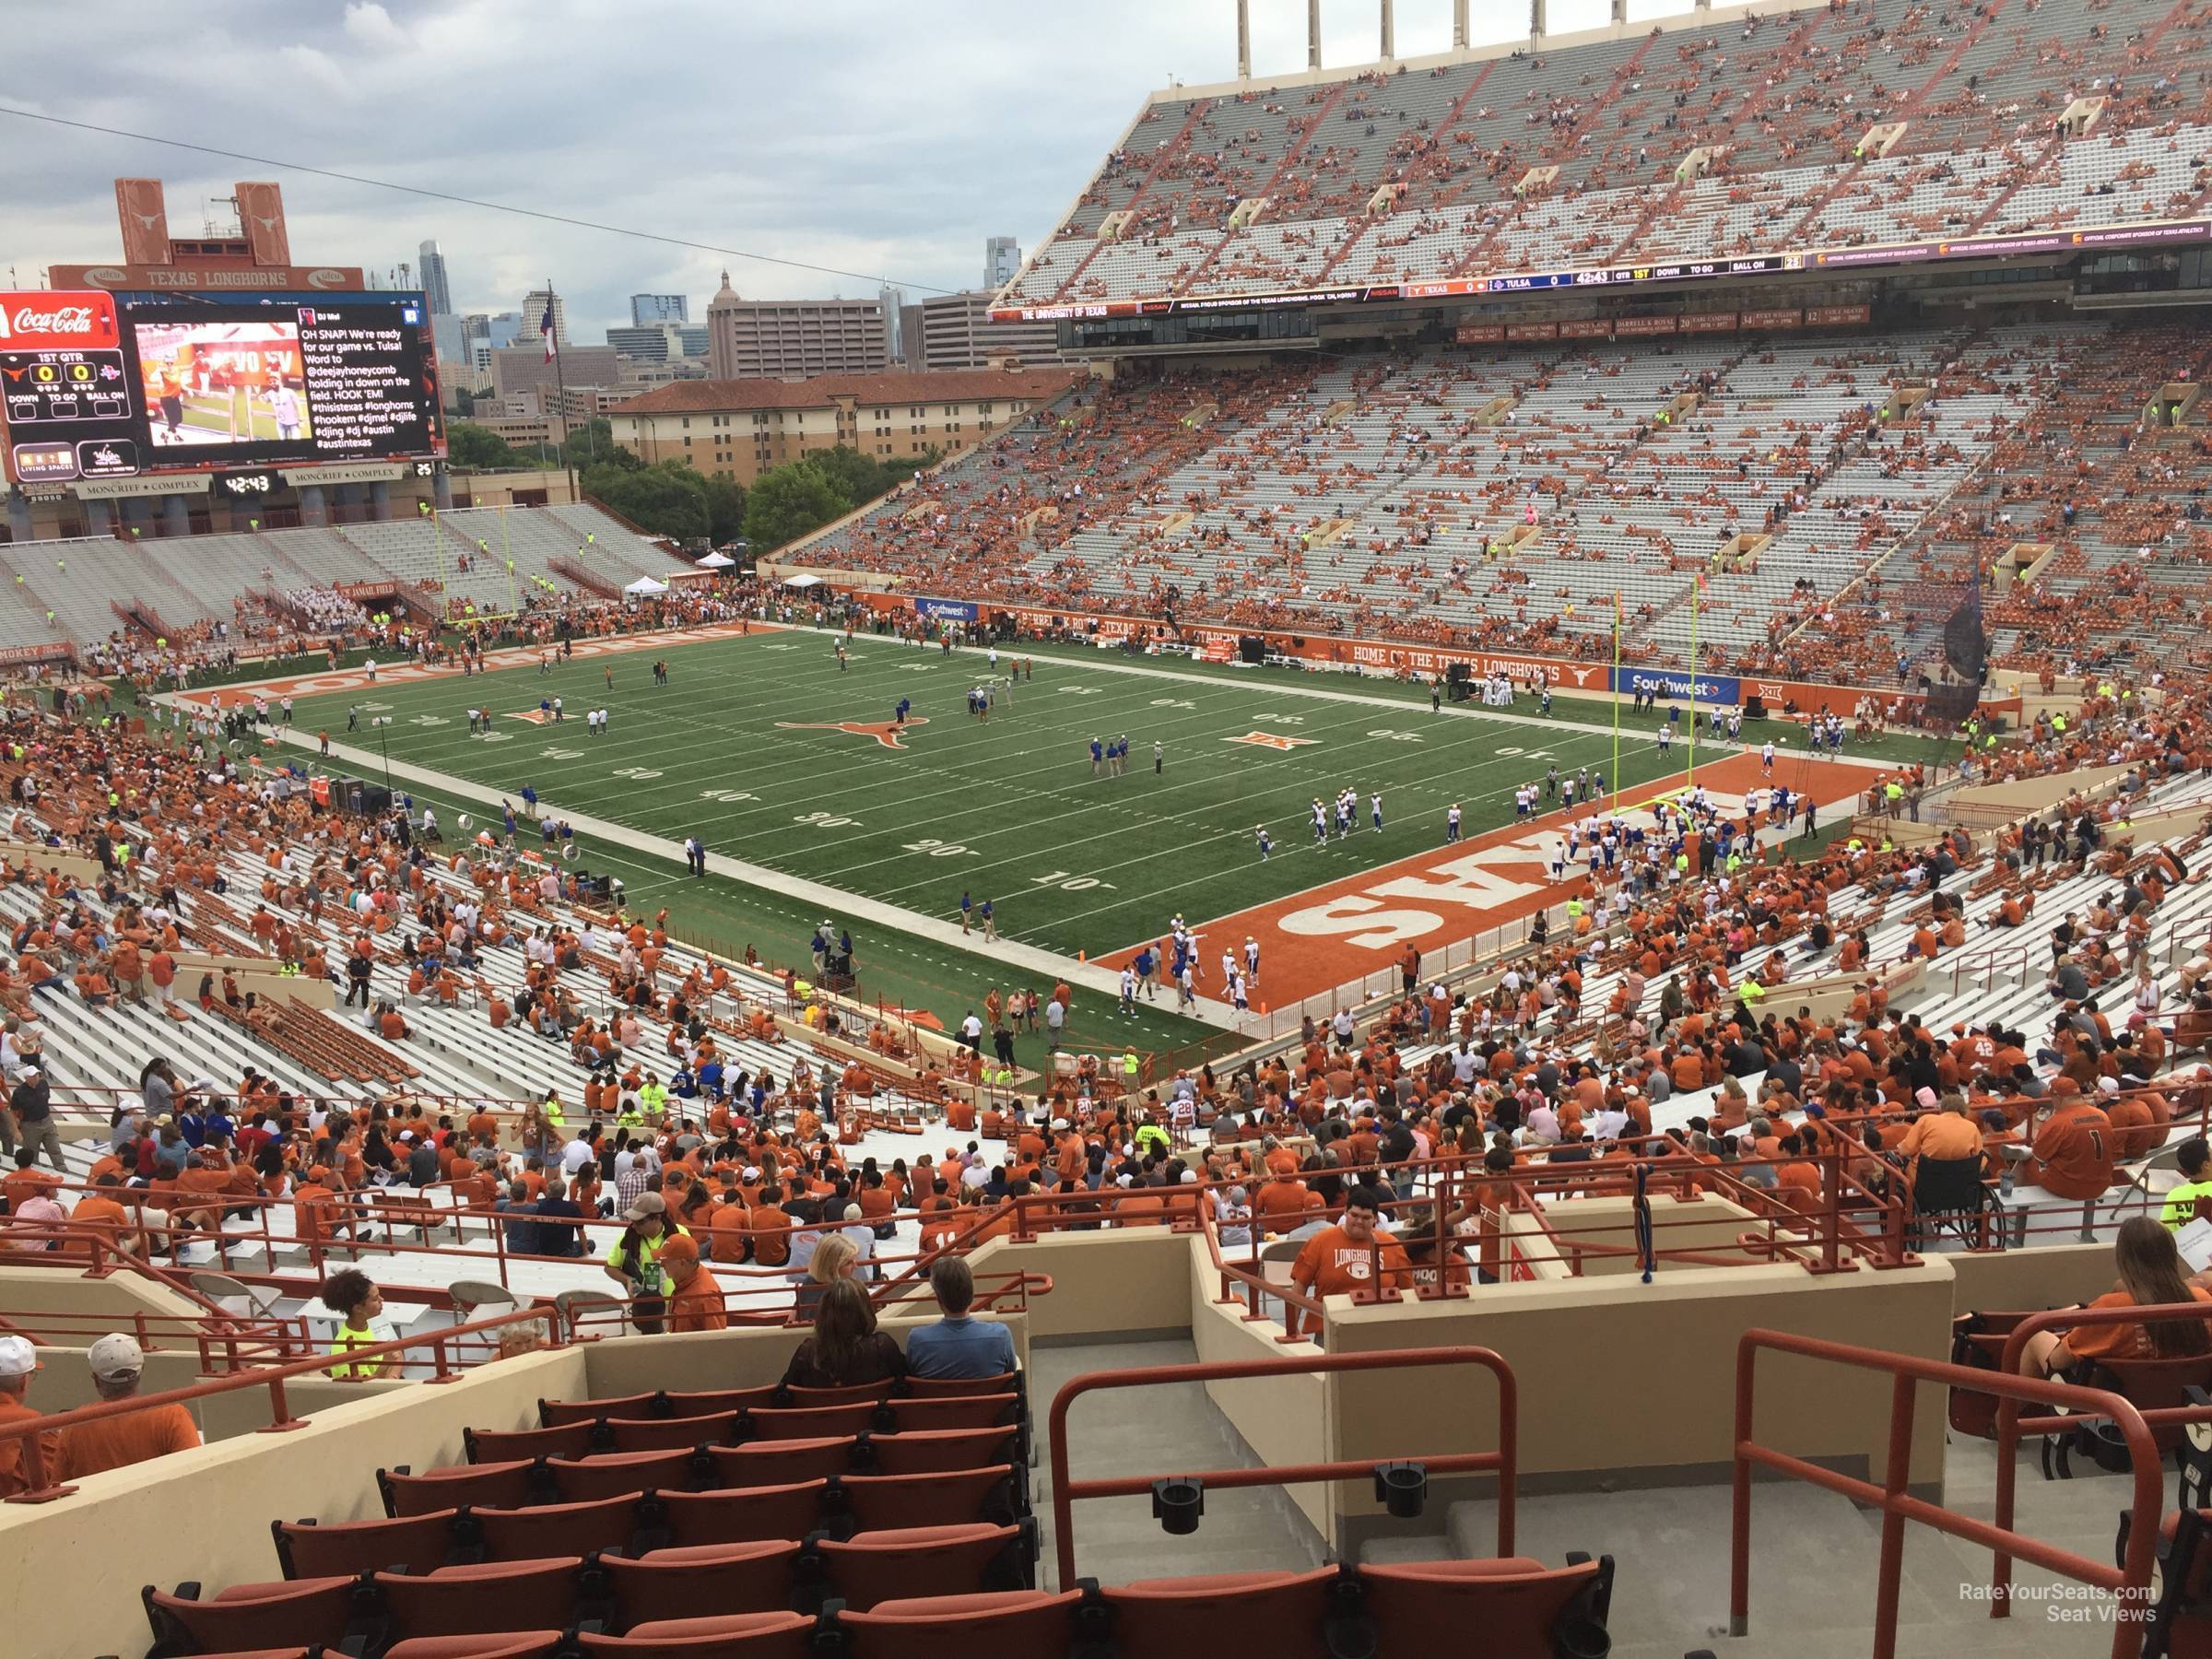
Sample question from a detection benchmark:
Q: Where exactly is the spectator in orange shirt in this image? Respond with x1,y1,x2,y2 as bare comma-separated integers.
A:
660,1234,727,1333
2023,1090,2116,1200
2020,1218,2212,1376
747,1184,792,1267
1288,1186,1412,1337
0,1335,62,1498
60,1334,200,1479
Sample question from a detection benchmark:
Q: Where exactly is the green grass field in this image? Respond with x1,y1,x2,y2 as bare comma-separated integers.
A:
284,629,1747,959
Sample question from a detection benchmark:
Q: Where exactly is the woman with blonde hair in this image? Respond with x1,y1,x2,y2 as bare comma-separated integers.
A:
793,1231,859,1322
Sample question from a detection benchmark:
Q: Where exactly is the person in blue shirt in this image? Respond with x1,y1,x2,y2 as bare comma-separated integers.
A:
1088,736,1103,778
697,1057,725,1100
498,1179,541,1256
895,697,911,726
904,1257,1018,1381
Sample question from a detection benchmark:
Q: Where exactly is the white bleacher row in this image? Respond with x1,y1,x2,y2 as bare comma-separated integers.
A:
977,328,2066,665
1004,0,2212,314
0,501,676,655
1381,767,2212,1246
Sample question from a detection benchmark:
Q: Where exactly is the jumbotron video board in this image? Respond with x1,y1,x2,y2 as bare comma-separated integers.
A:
0,288,444,486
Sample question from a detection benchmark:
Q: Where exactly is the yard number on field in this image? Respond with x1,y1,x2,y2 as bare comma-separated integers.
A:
1148,698,1196,711
699,789,758,804
903,839,980,857
1032,869,1115,891
612,766,665,780
1366,728,1423,743
795,810,861,829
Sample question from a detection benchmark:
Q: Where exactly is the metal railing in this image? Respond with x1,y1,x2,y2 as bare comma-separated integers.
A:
1046,1347,1518,1588
1731,1326,2166,1659
0,1301,566,1505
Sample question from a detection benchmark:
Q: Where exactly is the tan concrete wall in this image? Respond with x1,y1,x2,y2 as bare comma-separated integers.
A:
22,1345,403,1441
1948,763,2131,820
962,1229,1196,1341
0,1344,588,1659
1322,1256,1958,1537
0,1266,203,1324
578,1310,1031,1400
1187,1236,1331,1539
1946,1242,2116,1317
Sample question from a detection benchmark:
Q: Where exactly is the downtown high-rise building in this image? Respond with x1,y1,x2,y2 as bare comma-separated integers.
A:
630,293,689,325
984,236,1021,289
417,240,453,314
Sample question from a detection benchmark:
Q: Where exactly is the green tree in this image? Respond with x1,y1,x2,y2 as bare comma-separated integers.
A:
743,460,848,550
446,420,521,470
881,445,944,488
701,475,747,546
583,459,712,544
809,444,889,508
561,416,639,475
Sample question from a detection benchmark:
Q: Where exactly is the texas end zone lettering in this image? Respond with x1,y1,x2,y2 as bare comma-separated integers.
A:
1279,840,1553,951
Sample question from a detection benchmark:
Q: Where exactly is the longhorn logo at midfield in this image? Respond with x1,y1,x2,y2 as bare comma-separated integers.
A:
775,715,930,750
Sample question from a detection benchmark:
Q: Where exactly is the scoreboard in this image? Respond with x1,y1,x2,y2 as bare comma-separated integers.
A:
0,288,444,487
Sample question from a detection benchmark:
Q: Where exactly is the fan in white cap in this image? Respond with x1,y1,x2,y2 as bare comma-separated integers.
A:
88,1332,145,1382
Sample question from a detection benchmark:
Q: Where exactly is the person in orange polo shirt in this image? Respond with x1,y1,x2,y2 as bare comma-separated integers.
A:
60,1334,200,1479
661,1235,727,1333
1288,1186,1412,1337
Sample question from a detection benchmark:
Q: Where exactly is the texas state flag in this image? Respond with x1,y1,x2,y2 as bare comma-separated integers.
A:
539,300,558,362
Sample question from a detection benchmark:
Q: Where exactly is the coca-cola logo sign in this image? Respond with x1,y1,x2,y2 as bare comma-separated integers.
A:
0,290,120,351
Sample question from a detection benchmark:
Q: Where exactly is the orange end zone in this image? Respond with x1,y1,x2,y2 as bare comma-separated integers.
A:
1100,752,1878,1012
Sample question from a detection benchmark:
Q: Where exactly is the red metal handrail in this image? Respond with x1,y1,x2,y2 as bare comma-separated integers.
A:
1732,1326,2164,1659
1046,1346,1518,1588
0,1300,564,1503
1987,1300,2212,1616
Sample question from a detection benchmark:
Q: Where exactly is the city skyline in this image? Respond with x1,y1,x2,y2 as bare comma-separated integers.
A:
1,0,1632,335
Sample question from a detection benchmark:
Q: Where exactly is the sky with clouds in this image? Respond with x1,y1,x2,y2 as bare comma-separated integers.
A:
3,0,1647,337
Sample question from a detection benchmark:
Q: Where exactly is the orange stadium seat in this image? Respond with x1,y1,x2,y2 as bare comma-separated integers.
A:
658,1480,830,1549
272,1510,462,1579
702,1437,856,1488
812,1521,1030,1610
601,1539,802,1626
381,1460,541,1518
372,1558,583,1640
576,1611,815,1659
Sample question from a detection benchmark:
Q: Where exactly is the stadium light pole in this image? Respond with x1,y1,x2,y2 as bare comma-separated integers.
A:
372,715,393,794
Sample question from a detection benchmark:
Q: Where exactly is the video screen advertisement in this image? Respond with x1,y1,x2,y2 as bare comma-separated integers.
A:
0,288,445,486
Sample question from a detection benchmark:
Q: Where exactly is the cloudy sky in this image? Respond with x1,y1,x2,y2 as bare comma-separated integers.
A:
3,0,1641,336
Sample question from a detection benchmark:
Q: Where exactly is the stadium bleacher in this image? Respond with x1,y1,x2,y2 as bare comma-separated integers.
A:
15,6,2212,1653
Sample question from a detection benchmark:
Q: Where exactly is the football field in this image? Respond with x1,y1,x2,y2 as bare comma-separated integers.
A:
278,626,1779,967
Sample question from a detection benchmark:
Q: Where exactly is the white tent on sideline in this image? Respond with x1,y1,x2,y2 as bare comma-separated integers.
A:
782,573,824,589
624,576,669,595
696,551,737,569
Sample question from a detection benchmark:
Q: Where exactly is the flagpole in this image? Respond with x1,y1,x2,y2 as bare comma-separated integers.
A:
1611,588,1621,795
549,277,577,504
1687,572,1699,788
